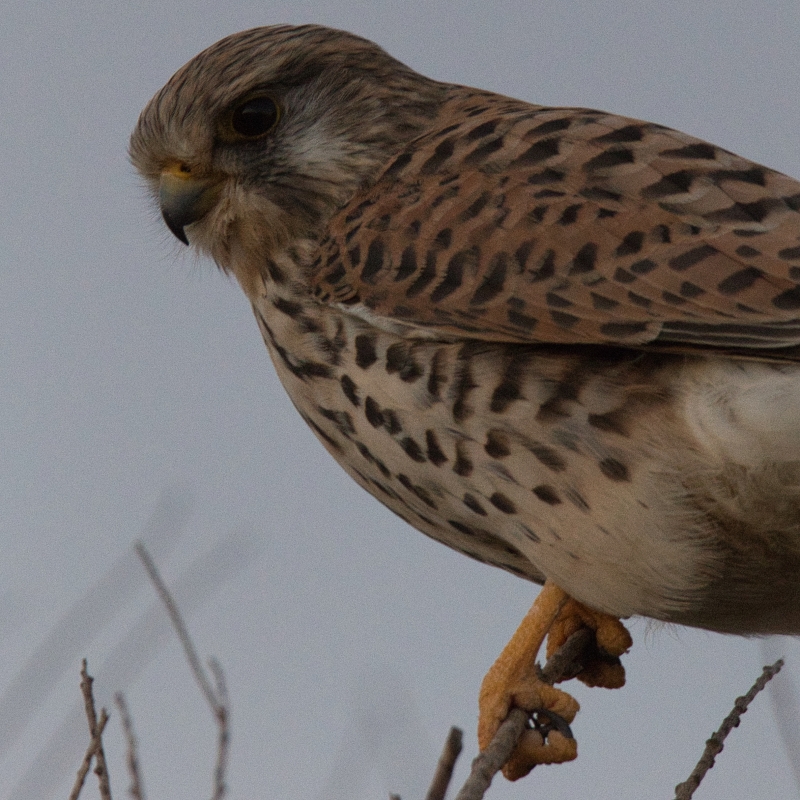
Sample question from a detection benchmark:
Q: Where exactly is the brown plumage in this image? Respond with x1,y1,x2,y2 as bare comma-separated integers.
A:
313,92,800,356
131,24,800,778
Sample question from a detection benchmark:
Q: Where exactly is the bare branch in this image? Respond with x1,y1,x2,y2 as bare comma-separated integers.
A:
454,708,528,800
68,739,94,800
134,542,218,709
539,628,595,684
68,709,110,800
425,726,463,800
674,659,784,800
134,542,230,800
208,658,230,800
69,660,111,800
115,692,146,800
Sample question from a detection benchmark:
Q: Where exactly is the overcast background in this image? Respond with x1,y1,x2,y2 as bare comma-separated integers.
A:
3,2,800,798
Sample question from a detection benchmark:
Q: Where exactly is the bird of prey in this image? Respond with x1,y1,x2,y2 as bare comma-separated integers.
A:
131,25,800,779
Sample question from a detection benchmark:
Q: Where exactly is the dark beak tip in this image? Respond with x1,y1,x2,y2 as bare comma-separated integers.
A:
161,209,190,246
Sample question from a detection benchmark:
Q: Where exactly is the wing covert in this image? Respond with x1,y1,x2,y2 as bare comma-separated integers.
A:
310,88,800,357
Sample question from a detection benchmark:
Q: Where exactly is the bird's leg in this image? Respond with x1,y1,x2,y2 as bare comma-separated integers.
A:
477,581,577,779
477,580,632,780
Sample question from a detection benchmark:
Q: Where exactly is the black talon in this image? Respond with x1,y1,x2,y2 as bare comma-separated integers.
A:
529,708,574,740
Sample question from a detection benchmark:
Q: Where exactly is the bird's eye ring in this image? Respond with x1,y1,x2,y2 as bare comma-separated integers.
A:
230,95,280,138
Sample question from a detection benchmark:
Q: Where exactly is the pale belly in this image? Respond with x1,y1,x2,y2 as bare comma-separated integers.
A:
255,299,800,635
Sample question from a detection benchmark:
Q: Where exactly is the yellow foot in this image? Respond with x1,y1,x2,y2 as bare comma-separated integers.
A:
477,580,632,781
546,598,633,689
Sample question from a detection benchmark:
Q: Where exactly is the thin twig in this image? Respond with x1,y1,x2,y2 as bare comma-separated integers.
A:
134,542,218,709
539,628,595,684
68,738,94,800
208,657,230,800
425,726,464,800
115,692,146,800
454,708,529,800
674,659,784,800
135,541,230,800
454,629,594,800
68,709,110,800
69,660,111,800
82,660,112,800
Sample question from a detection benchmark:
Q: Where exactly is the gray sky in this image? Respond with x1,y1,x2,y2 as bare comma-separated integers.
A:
3,1,800,798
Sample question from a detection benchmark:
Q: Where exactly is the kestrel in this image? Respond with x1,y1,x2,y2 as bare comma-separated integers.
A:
131,25,800,779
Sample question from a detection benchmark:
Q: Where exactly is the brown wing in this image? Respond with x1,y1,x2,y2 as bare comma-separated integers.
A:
310,87,800,358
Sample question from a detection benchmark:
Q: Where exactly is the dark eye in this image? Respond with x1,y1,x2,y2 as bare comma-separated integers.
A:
230,96,280,138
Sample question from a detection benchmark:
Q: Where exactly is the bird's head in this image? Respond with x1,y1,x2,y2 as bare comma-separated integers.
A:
130,25,446,291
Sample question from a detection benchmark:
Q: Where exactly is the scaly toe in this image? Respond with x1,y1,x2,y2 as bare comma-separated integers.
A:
546,599,632,689
503,727,578,780
512,680,579,724
479,675,580,779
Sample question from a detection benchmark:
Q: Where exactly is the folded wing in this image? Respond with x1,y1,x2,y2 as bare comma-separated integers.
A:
310,89,800,359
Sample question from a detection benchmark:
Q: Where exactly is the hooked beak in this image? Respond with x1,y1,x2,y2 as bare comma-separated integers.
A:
158,164,223,245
